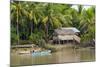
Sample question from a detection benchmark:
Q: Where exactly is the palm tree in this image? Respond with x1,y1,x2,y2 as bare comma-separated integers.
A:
11,1,20,45
25,2,43,39
59,5,73,27
11,1,27,45
11,1,95,44
42,3,63,42
81,6,95,41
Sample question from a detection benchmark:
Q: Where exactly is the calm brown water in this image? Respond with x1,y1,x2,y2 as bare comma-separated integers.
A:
10,47,95,66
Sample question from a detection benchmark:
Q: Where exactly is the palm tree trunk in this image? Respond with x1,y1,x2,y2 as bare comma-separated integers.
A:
30,21,33,36
45,18,50,43
17,8,19,45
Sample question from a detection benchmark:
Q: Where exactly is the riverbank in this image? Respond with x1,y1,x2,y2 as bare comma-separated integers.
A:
11,43,95,53
43,43,95,52
43,44,78,52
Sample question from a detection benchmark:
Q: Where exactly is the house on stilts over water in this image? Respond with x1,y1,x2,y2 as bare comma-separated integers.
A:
53,27,81,44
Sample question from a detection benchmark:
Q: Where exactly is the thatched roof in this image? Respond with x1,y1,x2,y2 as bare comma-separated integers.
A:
54,27,80,35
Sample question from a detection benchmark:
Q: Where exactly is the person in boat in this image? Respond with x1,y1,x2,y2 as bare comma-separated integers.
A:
32,47,39,52
33,50,34,52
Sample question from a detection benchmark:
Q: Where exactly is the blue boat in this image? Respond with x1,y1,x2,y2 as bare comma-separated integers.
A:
32,50,51,56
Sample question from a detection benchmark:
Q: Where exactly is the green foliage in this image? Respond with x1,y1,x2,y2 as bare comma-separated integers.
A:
11,1,95,46
11,26,18,45
38,39,46,47
29,30,45,45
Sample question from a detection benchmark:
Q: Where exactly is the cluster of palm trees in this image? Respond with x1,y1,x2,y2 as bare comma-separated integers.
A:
11,1,95,45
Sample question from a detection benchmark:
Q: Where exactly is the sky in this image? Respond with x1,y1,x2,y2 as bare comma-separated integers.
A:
71,5,92,10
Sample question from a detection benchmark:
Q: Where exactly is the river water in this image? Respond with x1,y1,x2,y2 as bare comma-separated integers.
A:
10,47,95,66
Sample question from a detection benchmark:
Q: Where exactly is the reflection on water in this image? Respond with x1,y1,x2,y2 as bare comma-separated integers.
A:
79,48,95,62
10,47,95,66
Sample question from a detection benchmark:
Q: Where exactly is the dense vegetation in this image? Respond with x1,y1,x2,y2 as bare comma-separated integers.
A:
11,1,95,46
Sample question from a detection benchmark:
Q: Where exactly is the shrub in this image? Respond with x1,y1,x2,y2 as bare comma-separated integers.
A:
29,31,46,47
38,39,46,47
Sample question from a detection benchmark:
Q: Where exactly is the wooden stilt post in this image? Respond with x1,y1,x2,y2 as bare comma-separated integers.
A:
59,40,60,45
63,40,64,44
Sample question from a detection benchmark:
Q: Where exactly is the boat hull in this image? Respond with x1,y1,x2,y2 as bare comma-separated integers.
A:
18,51,30,54
32,50,51,56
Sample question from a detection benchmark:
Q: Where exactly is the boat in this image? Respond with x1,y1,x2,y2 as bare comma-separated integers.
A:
32,50,51,56
18,51,31,54
18,49,51,56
